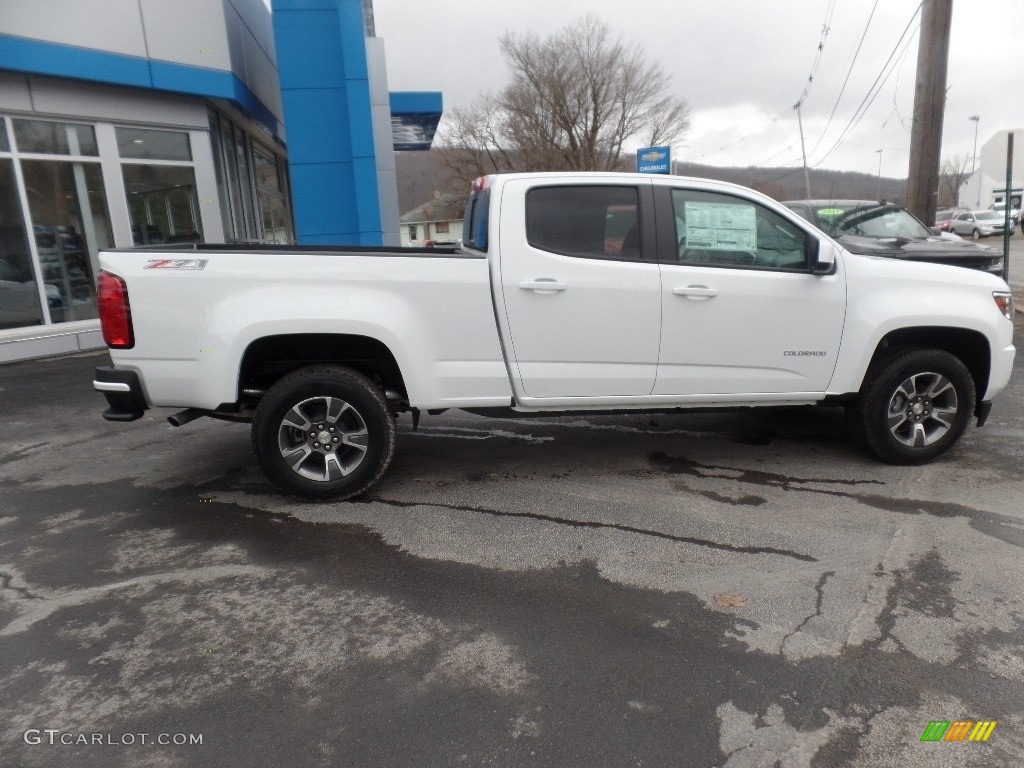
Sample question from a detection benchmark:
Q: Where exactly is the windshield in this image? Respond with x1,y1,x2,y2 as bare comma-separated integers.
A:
975,211,1002,221
815,205,932,238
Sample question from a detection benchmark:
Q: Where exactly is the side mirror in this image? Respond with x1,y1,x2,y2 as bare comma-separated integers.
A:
929,227,941,236
811,238,836,274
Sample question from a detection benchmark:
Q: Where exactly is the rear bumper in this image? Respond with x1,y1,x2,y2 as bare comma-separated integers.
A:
93,366,148,422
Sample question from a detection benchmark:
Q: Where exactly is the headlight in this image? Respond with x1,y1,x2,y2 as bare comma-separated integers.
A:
993,292,1014,320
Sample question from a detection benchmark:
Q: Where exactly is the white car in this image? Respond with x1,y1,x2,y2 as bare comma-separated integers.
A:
93,172,1016,499
951,210,1011,239
988,202,1020,227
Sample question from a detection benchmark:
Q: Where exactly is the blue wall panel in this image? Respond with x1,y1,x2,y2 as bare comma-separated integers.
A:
278,88,353,164
0,33,282,138
287,162,359,236
272,0,382,245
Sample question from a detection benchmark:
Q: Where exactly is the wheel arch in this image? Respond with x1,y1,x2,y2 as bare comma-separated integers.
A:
238,333,409,406
864,326,991,401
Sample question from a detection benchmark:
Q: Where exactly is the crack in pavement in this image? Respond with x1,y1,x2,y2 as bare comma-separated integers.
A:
355,497,818,562
649,451,1024,549
781,571,836,655
649,451,884,489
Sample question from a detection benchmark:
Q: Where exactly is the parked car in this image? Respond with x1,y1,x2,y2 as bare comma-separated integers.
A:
950,210,1010,240
94,173,1016,500
933,209,963,232
783,200,1002,274
988,202,1020,227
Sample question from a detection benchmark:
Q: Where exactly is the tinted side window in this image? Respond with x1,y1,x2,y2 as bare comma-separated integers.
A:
526,186,642,261
463,188,490,251
671,190,809,271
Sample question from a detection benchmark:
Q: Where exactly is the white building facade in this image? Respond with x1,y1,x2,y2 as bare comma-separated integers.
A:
959,128,1023,211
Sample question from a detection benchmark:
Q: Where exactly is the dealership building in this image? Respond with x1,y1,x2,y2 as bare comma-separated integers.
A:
0,0,440,362
959,128,1023,212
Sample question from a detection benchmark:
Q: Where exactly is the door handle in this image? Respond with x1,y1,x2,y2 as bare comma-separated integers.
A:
673,285,718,299
519,279,568,293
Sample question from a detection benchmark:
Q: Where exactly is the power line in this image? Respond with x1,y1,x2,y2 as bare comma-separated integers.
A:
806,0,881,158
795,0,838,108
695,0,838,165
690,109,791,162
810,4,922,168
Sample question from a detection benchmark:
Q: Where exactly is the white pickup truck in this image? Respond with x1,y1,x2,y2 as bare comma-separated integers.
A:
93,173,1016,499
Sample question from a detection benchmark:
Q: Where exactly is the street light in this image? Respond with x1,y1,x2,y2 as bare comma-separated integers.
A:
876,149,883,200
968,115,982,208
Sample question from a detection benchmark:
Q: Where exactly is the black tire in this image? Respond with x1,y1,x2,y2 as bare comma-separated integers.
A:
850,348,975,465
251,365,396,500
972,228,981,240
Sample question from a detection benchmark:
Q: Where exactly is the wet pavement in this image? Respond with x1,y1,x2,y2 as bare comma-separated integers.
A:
1,317,1022,767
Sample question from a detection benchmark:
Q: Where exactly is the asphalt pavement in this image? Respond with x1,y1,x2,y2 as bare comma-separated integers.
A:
1,317,1023,767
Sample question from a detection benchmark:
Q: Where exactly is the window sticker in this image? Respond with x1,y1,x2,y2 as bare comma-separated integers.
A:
682,201,757,251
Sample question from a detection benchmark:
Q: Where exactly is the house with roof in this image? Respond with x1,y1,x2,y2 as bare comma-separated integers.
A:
399,192,464,245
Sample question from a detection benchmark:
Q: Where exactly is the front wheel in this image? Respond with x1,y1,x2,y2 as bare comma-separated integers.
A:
972,228,982,240
251,366,396,500
849,348,975,465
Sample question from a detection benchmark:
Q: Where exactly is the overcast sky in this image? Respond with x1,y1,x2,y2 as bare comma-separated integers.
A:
371,0,1023,179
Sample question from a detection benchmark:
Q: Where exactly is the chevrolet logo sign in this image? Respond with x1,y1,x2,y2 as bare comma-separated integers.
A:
640,151,667,162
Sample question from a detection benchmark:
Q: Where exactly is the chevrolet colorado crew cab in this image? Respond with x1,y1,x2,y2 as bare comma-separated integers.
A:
93,173,1017,500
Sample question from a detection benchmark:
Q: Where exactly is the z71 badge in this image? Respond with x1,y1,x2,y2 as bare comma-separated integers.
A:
144,259,209,270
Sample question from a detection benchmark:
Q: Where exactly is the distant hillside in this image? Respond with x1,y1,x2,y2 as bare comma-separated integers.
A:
395,150,909,214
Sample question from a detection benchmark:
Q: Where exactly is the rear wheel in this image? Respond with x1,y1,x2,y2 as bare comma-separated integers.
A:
252,366,396,500
972,228,981,240
850,348,975,464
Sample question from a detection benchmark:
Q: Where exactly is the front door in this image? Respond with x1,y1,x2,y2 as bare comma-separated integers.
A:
498,179,661,399
655,186,846,396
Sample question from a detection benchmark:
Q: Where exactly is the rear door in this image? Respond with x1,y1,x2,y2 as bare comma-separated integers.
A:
496,178,661,399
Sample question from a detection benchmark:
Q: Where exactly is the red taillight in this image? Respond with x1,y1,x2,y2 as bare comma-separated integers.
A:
471,176,490,194
97,271,134,349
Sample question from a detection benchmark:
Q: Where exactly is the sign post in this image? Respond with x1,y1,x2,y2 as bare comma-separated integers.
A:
637,146,671,175
1003,132,1014,282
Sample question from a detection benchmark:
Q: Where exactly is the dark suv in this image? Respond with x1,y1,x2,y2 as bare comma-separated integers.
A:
784,199,1003,275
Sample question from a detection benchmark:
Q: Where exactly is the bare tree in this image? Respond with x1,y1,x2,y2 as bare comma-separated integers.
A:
438,16,691,189
938,153,971,208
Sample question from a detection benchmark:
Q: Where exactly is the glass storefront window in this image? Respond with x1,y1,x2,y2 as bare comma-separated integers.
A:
218,119,247,240
21,159,113,322
0,159,44,330
208,112,236,240
233,127,256,239
122,165,203,244
13,120,99,156
0,126,9,152
116,127,192,161
252,141,293,243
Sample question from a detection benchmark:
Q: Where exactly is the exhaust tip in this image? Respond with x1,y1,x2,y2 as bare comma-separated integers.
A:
167,408,207,428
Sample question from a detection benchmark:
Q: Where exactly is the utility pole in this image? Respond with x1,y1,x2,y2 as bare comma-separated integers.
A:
795,102,812,198
906,0,954,224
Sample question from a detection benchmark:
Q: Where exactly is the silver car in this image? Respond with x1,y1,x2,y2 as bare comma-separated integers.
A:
950,210,1009,239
